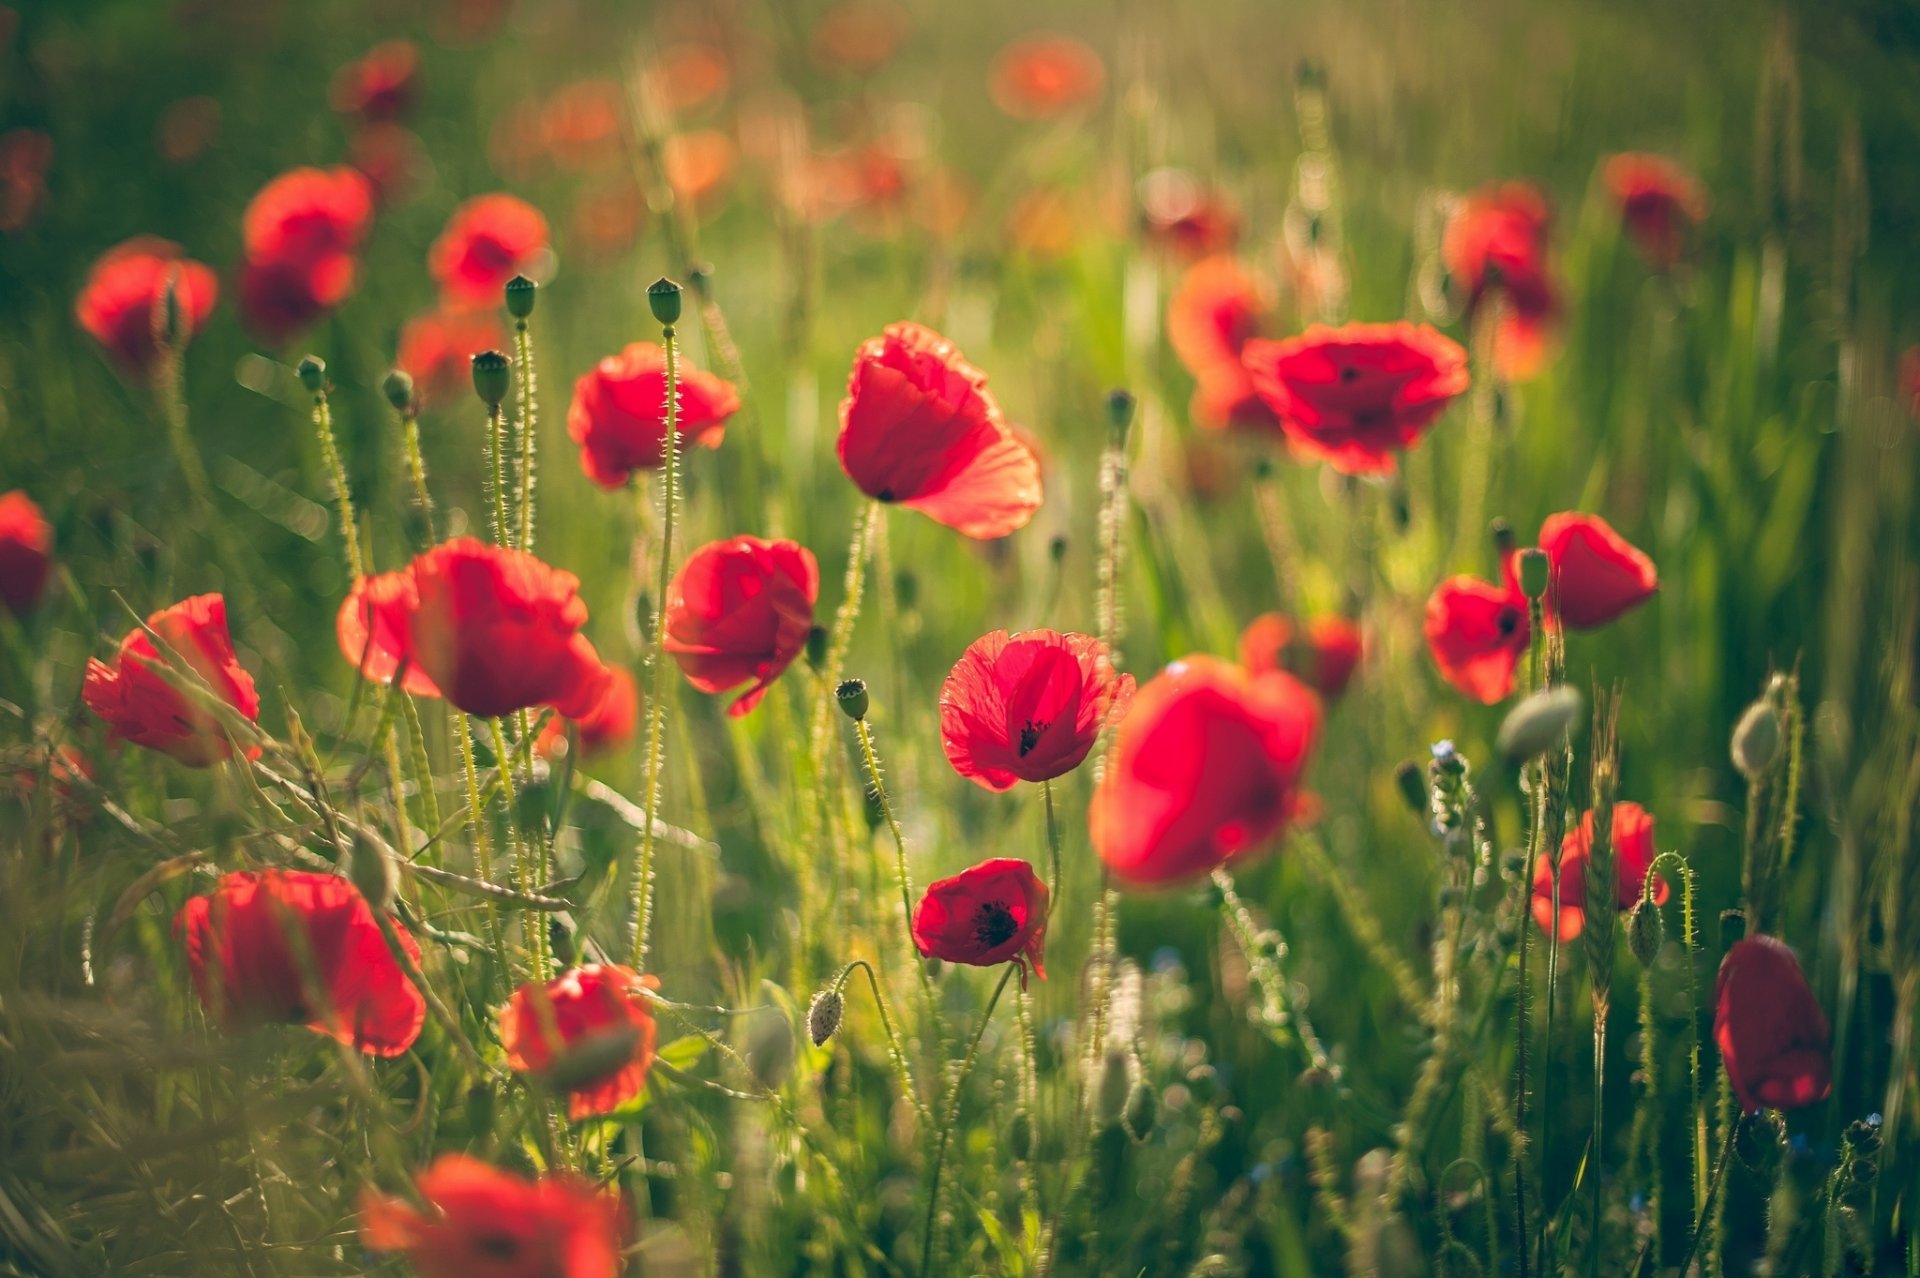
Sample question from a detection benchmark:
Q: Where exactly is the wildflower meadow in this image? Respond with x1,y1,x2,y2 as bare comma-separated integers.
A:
3,1,1919,1274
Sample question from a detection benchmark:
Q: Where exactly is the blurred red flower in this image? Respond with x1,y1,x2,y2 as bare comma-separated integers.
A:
543,80,626,173
396,305,509,409
1090,656,1321,886
837,321,1043,538
565,343,740,488
1538,512,1657,629
1442,181,1559,380
8,742,93,815
1714,936,1832,1113
1238,613,1362,699
1242,321,1469,473
1423,572,1529,704
501,964,660,1119
1139,168,1240,260
989,34,1105,120
1603,153,1708,270
911,857,1048,982
329,39,420,123
175,869,425,1056
810,0,909,74
238,167,374,341
662,129,738,210
1530,801,1669,942
644,44,731,115
75,237,219,376
1167,256,1277,431
84,593,261,767
939,629,1134,791
537,665,640,760
0,490,53,614
349,123,427,206
337,568,443,698
361,1155,629,1278
430,194,548,307
0,125,52,233
662,535,818,718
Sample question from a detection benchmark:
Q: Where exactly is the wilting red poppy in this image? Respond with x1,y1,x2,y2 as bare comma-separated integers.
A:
329,39,420,123
396,304,509,408
1530,801,1668,942
361,1155,629,1278
1139,167,1239,260
176,869,425,1056
989,33,1104,120
912,857,1048,982
1167,256,1277,431
1603,153,1708,270
565,343,740,488
662,536,818,718
84,594,261,767
1238,613,1362,699
0,490,53,614
1423,573,1529,704
336,568,443,698
536,666,640,760
1242,321,1469,473
837,322,1043,538
1714,936,1832,1113
501,964,660,1119
1442,181,1559,380
429,194,549,307
0,125,52,233
939,629,1134,791
1090,656,1321,886
238,167,374,341
1538,512,1657,629
74,237,219,376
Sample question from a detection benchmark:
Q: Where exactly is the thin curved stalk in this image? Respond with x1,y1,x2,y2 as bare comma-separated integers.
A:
922,964,1015,1272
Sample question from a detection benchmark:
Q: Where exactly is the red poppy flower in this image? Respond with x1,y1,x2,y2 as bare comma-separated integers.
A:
662,129,738,210
661,536,818,718
84,594,262,767
643,44,731,115
1242,322,1469,473
1442,181,1559,380
1603,153,1708,270
1537,512,1657,629
397,305,509,409
1090,656,1321,887
430,194,549,307
74,237,219,376
361,1155,629,1278
175,869,425,1056
837,322,1043,538
911,857,1048,982
1139,168,1239,260
988,34,1105,119
565,343,740,488
501,964,660,1119
1238,613,1362,699
0,490,52,614
1423,573,1530,704
1530,801,1669,942
536,666,640,760
349,123,427,206
336,568,443,698
329,39,420,123
238,167,374,342
1714,936,1833,1113
1167,256,1277,431
542,80,626,174
939,629,1134,791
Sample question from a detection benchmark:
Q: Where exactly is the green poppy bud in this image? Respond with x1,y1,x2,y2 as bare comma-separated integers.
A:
1093,1047,1133,1127
297,355,327,395
1394,759,1428,814
1628,898,1664,965
804,624,829,671
647,276,684,327
1496,686,1583,765
1518,547,1551,600
1730,700,1782,780
807,988,844,1047
471,350,511,408
383,369,416,413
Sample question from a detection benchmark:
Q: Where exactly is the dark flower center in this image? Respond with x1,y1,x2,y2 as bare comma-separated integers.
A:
1018,719,1049,756
876,488,896,502
1496,607,1521,637
472,1232,524,1260
973,900,1019,950
1339,365,1361,383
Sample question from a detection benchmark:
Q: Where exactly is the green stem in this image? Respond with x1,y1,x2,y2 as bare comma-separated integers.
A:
489,717,542,978
833,959,927,1123
456,712,503,981
1588,1004,1608,1278
486,404,509,547
854,717,928,997
1042,779,1063,909
399,408,435,546
311,388,364,579
631,322,682,969
1676,1122,1740,1278
514,319,539,551
922,963,1016,1272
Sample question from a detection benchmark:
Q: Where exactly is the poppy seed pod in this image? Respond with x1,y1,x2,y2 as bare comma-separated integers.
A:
647,276,683,327
807,989,844,1046
297,354,327,394
1731,699,1782,780
1517,547,1551,600
382,368,416,413
504,273,537,319
835,679,869,721
471,349,511,408
1496,686,1583,764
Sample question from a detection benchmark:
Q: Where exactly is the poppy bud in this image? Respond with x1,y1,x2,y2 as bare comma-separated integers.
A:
1491,517,1515,557
1844,1118,1882,1156
835,678,869,721
1518,547,1551,600
1731,700,1782,780
348,836,398,912
647,276,683,328
1105,388,1136,435
1720,909,1746,947
1628,898,1664,965
1049,534,1068,563
1496,686,1583,764
1393,760,1427,813
471,349,511,408
504,274,537,319
383,368,416,413
804,625,829,670
297,355,327,395
1093,1047,1133,1127
687,262,715,296
807,988,844,1047
1123,1079,1156,1141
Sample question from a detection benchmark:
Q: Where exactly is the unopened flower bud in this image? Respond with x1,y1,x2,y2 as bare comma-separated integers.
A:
383,369,416,413
504,274,537,319
1843,1118,1882,1155
548,917,578,969
1517,547,1551,600
1628,898,1665,965
297,355,327,395
1105,388,1136,435
1496,686,1583,765
804,625,829,670
1731,700,1782,781
1394,760,1428,813
894,570,918,609
647,276,684,327
1093,1047,1133,1127
1719,909,1747,947
807,988,844,1046
835,679,869,721
1848,1156,1878,1185
348,838,396,911
471,350,511,408
1123,1079,1156,1142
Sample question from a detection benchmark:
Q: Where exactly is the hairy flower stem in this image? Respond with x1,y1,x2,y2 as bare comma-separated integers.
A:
1511,593,1547,1278
457,712,504,983
631,320,682,970
1042,779,1063,908
832,959,927,1123
1676,1123,1741,1278
513,318,539,551
397,404,435,547
489,718,543,978
485,404,509,547
400,694,441,858
922,963,1015,1273
809,504,878,771
310,385,364,580
853,716,933,1012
